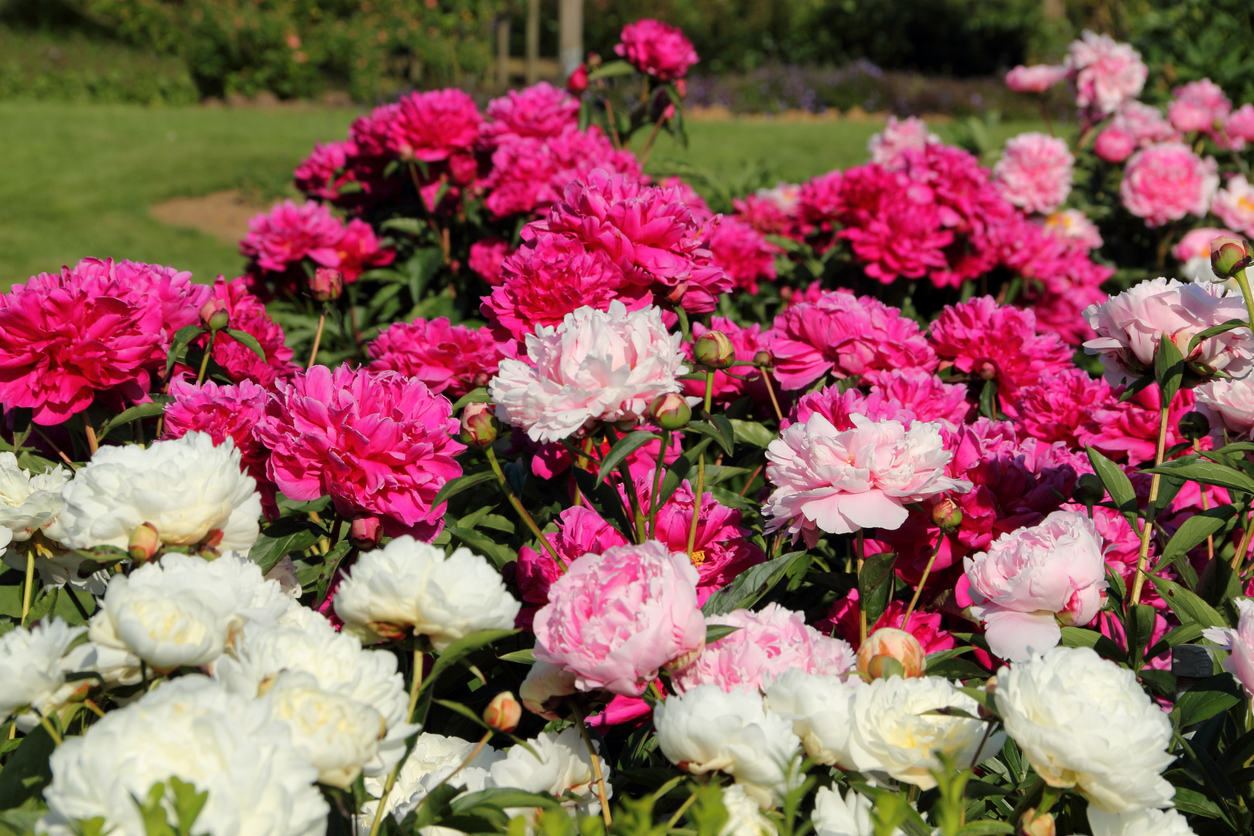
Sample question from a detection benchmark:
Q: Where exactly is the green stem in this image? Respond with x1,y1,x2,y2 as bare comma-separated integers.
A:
38,713,61,745
686,454,705,557
1131,405,1170,605
485,447,564,566
195,332,216,385
368,649,425,836
647,429,670,540
1234,266,1254,330
856,530,867,644
901,533,944,631
20,548,35,627
702,370,714,417
571,702,612,828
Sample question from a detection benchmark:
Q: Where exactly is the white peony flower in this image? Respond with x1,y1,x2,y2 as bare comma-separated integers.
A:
812,786,902,836
0,618,86,725
842,676,1004,789
763,669,861,766
333,536,520,650
44,432,262,554
719,784,778,836
213,612,417,777
489,727,612,818
0,452,69,541
653,683,801,809
994,646,1175,813
1088,807,1196,836
267,671,385,788
39,675,327,836
489,301,692,443
360,733,501,832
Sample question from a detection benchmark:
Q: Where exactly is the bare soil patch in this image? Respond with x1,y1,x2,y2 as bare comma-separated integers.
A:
149,190,270,245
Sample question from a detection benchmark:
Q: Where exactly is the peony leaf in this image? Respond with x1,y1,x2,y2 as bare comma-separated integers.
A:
1115,371,1157,403
683,419,735,457
1154,330,1185,404
596,431,658,486
701,550,806,615
0,721,55,809
248,519,326,573
1160,505,1235,569
432,470,499,508
954,823,1016,836
1145,623,1203,663
1148,458,1254,494
451,788,564,816
1173,674,1242,727
1187,318,1247,354
223,328,267,361
585,59,635,81
705,624,740,644
96,401,169,443
163,324,205,379
1085,446,1139,528
1148,576,1226,629
497,648,534,664
1059,626,1125,661
858,551,897,627
415,629,519,726
729,419,775,448
449,387,491,412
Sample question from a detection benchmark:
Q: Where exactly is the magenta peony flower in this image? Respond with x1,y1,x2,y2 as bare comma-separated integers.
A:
660,176,714,223
1015,370,1112,448
1066,31,1147,116
1212,175,1254,236
789,384,921,433
672,603,855,694
993,132,1074,215
1079,385,1195,465
532,540,706,696
818,589,955,655
681,318,775,408
1083,277,1254,384
196,277,299,387
385,88,482,162
294,140,356,202
1094,128,1135,163
863,368,972,428
1168,79,1232,140
1204,599,1254,699
733,184,805,239
708,218,779,294
614,19,698,82
468,237,512,285
240,200,345,274
1120,142,1217,227
514,505,630,627
333,219,394,282
1041,209,1103,252
866,116,939,169
1005,64,1068,93
764,412,971,545
368,317,518,399
257,364,465,539
483,81,580,141
769,289,937,391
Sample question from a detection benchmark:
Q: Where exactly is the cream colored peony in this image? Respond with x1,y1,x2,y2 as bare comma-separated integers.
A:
489,727,612,819
1088,807,1196,836
359,733,501,832
267,671,385,788
762,669,861,766
812,786,902,836
0,451,68,542
719,785,778,836
0,618,85,728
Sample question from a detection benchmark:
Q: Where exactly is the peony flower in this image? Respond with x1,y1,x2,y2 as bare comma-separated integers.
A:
1173,227,1237,283
1168,79,1232,139
1082,277,1254,385
469,237,512,285
1212,174,1254,236
764,413,970,545
386,88,482,162
1228,104,1254,144
1088,807,1196,836
519,659,579,720
240,199,344,274
332,218,394,281
361,732,501,827
963,510,1109,661
614,19,698,81
734,184,805,238
709,217,779,294
866,116,939,169
769,290,936,390
294,139,355,201
266,671,384,788
489,727,612,818
683,318,776,408
1080,384,1196,465
333,536,520,649
813,785,901,836
1067,31,1147,115
1005,64,1068,93
258,364,465,540
993,132,1073,215
198,277,299,386
484,81,580,140
0,452,68,542
1203,597,1254,698
817,590,955,656
46,432,261,554
1110,101,1179,148
994,646,1175,812
368,317,517,398
863,369,972,428
513,505,629,622
490,302,689,443
1014,369,1112,448
1094,128,1136,163
841,676,1004,789
0,618,86,725
39,675,327,836
1196,375,1254,440
533,540,705,696
653,683,801,809
762,669,861,766
1120,142,1217,227
720,784,780,836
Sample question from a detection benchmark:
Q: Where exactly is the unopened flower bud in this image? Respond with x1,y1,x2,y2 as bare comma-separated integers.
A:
460,402,499,448
931,497,962,531
1173,410,1210,442
695,330,735,369
1211,236,1252,279
520,660,578,721
857,628,926,681
483,691,522,733
1017,808,1055,836
753,350,772,368
977,360,998,381
310,267,343,302
128,523,160,562
568,64,588,94
199,299,229,332
1072,473,1105,506
650,393,691,430
675,79,688,98
349,516,382,550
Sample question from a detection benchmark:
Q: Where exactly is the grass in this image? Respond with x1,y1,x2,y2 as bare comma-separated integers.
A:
0,101,1051,288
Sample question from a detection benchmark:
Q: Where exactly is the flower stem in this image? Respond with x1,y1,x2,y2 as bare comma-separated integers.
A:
856,530,867,644
1131,405,1170,605
1234,266,1254,330
485,446,564,566
20,548,35,627
38,713,61,745
368,649,425,836
647,429,670,539
902,534,944,631
702,370,715,417
82,419,98,456
638,111,668,168
307,312,326,369
686,453,705,557
571,702,612,828
760,366,784,423
195,332,216,386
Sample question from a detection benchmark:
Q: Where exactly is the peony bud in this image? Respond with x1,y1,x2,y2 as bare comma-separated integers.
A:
650,393,691,430
931,497,963,531
520,660,578,721
753,350,772,368
483,691,522,733
310,267,344,302
349,516,382,550
694,330,735,369
128,523,160,562
1178,410,1211,441
1211,236,1252,279
675,79,687,98
857,628,926,681
199,299,230,332
460,402,499,448
1072,473,1105,507
1017,809,1055,836
568,63,588,94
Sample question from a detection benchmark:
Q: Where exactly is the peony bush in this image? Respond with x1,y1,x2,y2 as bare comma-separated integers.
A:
6,19,1254,836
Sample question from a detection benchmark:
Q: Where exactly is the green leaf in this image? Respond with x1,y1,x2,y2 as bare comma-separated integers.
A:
955,824,1015,836
978,379,999,420
247,519,326,573
1059,626,1126,660
1150,458,1254,494
1188,318,1247,353
1085,446,1139,527
729,419,775,448
1172,674,1242,727
380,216,428,236
97,401,168,442
432,471,499,507
705,624,740,643
1154,331,1185,404
1172,787,1226,819
163,324,204,378
1146,623,1203,662
444,526,515,569
415,630,519,726
858,551,897,627
223,328,266,361
685,419,734,457
701,551,807,615
1116,371,1157,403
167,777,209,836
596,431,658,486
498,648,535,664
450,388,491,412
0,724,55,809
586,59,635,81
450,788,563,816
1149,576,1227,629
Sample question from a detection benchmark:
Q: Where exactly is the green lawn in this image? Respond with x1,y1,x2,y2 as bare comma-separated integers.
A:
0,102,1048,288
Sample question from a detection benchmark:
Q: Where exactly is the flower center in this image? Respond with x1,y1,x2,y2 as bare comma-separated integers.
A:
690,549,707,566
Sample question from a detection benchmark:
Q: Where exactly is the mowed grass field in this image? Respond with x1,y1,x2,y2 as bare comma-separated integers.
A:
0,101,1047,288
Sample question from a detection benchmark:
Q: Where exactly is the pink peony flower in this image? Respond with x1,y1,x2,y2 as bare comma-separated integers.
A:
672,603,855,693
528,424,681,484
1005,64,1068,93
660,176,714,223
993,132,1074,214
1119,142,1218,227
1041,209,1103,252
1083,277,1254,385
818,589,955,655
1079,385,1195,465
768,290,937,391
867,116,939,169
708,218,778,294
682,318,775,408
789,385,921,433
240,199,344,274
1168,79,1232,139
483,81,580,141
1228,104,1254,144
1109,101,1179,147
734,184,806,239
1094,128,1135,163
385,88,482,162
1173,226,1239,283
333,219,394,281
1195,375,1254,440
863,368,972,428
294,140,356,202
196,277,299,387
468,237,512,285
1212,175,1254,236
69,257,209,351
1014,369,1112,448
257,364,465,539
1203,599,1254,699
532,540,706,696
514,505,630,626
929,297,1074,409
1066,31,1147,115
614,19,698,82
764,412,971,545
489,302,689,443
368,317,518,399
962,509,1108,661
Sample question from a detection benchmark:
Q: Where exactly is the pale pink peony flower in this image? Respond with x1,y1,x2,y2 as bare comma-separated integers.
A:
866,116,939,169
614,19,698,82
1204,599,1254,698
1196,375,1254,440
532,540,706,696
1168,79,1232,137
672,603,855,694
240,200,344,274
1119,142,1217,227
1109,101,1179,147
1066,31,1147,115
764,412,971,546
483,81,580,141
196,277,299,387
1005,64,1068,93
963,510,1108,661
1173,227,1238,283
385,88,482,162
468,237,512,285
1212,175,1254,236
1041,209,1103,252
257,364,465,540
1082,277,1254,384
1228,104,1254,144
368,317,518,399
1093,129,1135,163
489,302,689,443
993,132,1074,215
